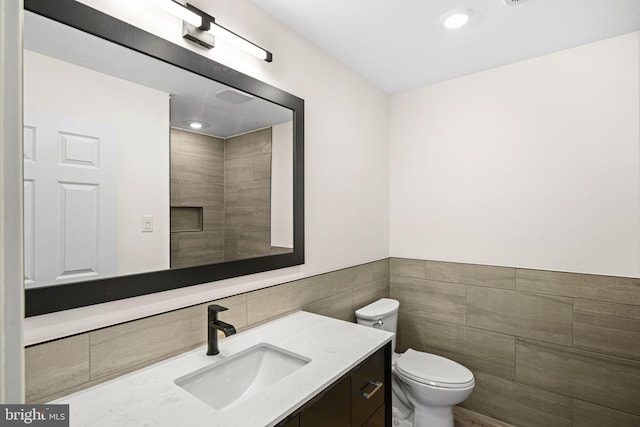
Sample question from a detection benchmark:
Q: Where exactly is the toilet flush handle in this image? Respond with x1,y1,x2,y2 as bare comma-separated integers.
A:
373,319,383,328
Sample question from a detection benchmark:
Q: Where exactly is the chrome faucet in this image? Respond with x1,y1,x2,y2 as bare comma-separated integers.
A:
207,304,236,356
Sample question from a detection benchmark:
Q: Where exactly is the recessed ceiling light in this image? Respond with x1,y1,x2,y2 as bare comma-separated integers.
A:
441,8,473,30
189,121,204,130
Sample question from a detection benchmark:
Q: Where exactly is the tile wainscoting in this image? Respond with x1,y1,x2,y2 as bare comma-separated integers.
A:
26,259,389,403
26,257,640,427
391,258,640,427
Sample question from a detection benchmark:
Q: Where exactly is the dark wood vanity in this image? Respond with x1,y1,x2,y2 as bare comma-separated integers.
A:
40,312,393,426
278,342,392,427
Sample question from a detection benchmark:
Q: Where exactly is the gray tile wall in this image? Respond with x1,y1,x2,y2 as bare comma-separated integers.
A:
27,257,640,426
170,128,225,268
171,126,291,266
25,259,390,403
224,127,291,261
391,258,640,427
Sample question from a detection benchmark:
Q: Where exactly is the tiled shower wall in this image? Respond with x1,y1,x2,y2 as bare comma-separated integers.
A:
170,126,289,266
170,128,225,268
224,127,285,261
391,258,640,427
25,259,389,403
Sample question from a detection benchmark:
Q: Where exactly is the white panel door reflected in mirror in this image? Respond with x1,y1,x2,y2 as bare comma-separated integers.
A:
23,107,118,288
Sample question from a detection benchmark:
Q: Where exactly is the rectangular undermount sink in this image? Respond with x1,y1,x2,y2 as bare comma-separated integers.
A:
175,343,311,411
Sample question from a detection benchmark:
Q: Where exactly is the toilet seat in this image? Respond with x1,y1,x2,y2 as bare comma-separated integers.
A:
395,349,474,389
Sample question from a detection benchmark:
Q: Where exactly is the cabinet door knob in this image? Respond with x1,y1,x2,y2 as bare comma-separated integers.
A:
358,380,383,400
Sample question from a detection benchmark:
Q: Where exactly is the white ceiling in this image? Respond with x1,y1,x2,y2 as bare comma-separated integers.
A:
250,0,640,94
24,11,292,138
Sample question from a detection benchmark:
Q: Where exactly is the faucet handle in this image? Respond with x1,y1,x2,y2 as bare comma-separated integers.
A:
208,304,228,321
208,304,228,314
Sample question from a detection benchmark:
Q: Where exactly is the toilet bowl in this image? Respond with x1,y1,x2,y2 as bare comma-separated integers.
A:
355,298,475,427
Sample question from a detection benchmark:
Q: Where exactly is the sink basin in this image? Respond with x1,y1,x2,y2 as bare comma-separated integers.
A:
175,343,311,410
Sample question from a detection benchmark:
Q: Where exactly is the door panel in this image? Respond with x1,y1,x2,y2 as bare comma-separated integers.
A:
24,108,117,288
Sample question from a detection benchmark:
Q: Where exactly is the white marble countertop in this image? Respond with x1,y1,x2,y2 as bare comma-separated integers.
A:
52,311,393,427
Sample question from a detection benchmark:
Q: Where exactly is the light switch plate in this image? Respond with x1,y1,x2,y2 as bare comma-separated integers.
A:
142,215,154,232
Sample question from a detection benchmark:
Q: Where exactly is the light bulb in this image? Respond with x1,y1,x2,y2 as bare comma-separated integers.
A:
145,0,202,28
209,24,270,61
441,8,473,30
444,13,469,29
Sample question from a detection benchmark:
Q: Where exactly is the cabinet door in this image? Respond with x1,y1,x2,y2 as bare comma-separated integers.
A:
300,376,350,427
278,414,300,427
351,349,385,426
362,404,385,427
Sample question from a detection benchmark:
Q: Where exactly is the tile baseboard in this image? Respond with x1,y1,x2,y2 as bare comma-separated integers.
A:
454,406,515,427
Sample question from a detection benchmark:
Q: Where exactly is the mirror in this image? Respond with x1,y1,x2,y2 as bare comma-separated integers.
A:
24,0,304,316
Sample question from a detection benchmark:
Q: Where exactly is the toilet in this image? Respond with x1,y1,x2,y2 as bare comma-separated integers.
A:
355,298,474,427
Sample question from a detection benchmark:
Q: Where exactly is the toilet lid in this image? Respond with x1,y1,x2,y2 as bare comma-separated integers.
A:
396,349,474,389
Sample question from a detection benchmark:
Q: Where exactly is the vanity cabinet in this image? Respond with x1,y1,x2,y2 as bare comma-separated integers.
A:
280,415,300,427
278,343,391,427
351,346,385,426
300,376,351,426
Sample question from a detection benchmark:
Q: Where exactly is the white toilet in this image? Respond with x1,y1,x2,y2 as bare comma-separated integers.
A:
355,298,474,427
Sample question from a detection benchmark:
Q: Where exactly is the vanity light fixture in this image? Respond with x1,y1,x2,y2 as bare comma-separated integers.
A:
146,0,273,62
441,8,473,30
146,0,202,27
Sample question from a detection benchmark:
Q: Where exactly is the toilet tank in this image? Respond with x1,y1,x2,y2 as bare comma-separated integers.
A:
355,298,399,352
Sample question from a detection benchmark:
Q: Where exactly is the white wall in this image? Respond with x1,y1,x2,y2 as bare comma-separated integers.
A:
390,32,640,278
23,50,170,277
25,0,389,344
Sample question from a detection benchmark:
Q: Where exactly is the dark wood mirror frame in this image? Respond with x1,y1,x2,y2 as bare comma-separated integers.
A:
24,0,304,317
